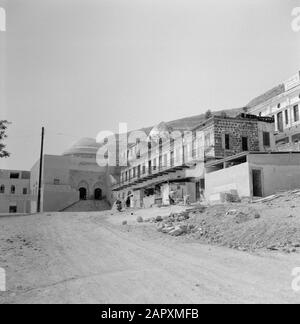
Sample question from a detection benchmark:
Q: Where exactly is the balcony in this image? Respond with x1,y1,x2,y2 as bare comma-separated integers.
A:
112,162,191,191
277,142,300,152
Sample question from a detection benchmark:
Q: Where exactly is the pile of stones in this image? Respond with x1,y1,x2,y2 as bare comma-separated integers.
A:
267,242,300,254
153,209,205,237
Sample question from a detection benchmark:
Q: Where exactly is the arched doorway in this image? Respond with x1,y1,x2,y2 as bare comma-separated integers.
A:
79,187,87,200
94,188,102,200
126,191,132,208
78,181,89,200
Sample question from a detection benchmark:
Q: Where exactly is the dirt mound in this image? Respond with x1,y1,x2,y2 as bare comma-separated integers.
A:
154,192,300,253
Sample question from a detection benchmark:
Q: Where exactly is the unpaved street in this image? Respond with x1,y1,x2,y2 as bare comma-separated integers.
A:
0,210,299,304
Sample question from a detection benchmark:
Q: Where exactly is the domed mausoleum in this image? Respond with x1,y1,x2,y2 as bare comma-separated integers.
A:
62,137,103,159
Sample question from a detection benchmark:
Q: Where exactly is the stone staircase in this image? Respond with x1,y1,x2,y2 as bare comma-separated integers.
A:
61,199,111,212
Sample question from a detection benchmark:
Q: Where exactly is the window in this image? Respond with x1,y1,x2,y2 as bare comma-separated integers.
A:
23,188,27,195
53,178,60,185
277,103,281,109
225,134,230,150
142,164,146,174
10,173,19,179
21,171,30,179
263,132,271,147
294,105,299,122
11,185,15,194
192,136,196,158
125,171,128,181
0,185,4,194
153,158,157,171
242,137,248,151
159,138,163,148
133,167,136,178
285,110,289,125
277,112,283,132
205,133,211,147
9,205,17,213
170,138,174,149
148,160,152,174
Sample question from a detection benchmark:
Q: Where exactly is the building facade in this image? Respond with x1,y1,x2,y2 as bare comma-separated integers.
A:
29,137,119,213
0,169,31,214
205,152,300,202
248,71,300,151
112,114,275,207
0,138,119,215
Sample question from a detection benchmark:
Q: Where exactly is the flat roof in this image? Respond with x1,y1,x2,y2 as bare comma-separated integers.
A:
0,169,30,173
205,151,300,168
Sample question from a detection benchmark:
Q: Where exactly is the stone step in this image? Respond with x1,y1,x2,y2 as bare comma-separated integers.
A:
61,199,111,212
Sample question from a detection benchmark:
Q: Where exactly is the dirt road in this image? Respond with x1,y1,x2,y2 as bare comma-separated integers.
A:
0,210,299,304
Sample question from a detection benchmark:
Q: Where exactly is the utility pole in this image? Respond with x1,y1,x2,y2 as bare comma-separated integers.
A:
37,127,45,213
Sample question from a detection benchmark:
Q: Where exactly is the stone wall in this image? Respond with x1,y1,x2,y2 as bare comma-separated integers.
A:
213,118,260,158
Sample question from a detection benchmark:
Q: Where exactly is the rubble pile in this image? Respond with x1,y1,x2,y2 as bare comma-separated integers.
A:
145,192,300,253
152,207,207,237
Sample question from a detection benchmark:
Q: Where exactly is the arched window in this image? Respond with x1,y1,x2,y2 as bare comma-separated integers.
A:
0,185,5,193
11,185,15,194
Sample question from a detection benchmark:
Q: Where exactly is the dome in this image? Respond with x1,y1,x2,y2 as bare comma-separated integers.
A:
148,122,172,142
63,137,103,158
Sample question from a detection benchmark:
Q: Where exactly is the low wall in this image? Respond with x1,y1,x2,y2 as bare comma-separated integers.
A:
205,162,251,202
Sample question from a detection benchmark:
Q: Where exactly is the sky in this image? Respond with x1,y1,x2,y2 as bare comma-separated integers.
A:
0,0,299,170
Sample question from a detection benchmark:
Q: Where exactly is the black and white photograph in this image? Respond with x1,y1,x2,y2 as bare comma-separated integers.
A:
0,0,300,307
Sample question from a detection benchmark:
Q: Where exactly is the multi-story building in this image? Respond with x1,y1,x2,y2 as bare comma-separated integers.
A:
112,114,275,207
248,71,300,151
0,169,31,214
